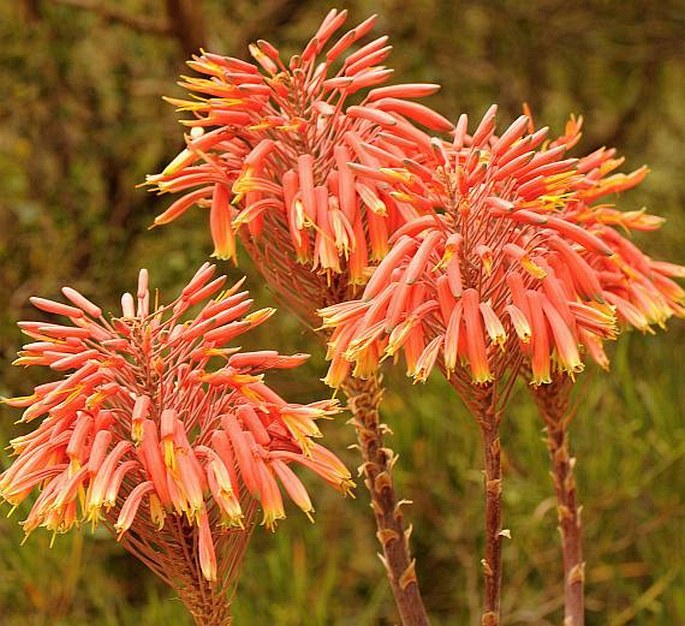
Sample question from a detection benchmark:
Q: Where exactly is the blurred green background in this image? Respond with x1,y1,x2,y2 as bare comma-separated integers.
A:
1,1,683,624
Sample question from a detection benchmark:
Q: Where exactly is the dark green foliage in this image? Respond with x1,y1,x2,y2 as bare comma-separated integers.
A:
1,1,683,623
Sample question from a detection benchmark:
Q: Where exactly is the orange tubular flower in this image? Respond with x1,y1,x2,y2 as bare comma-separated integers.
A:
526,114,685,336
320,107,684,389
2,265,352,621
147,9,446,322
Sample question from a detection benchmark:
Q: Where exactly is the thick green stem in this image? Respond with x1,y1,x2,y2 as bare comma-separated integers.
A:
341,374,431,626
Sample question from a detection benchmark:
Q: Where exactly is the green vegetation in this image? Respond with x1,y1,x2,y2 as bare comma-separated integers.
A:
1,1,683,624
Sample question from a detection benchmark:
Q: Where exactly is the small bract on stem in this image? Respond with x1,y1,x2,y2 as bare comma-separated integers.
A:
1,265,353,626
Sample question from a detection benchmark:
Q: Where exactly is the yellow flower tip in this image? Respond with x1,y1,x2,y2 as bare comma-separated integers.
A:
320,372,343,389
225,515,245,530
162,95,205,112
161,148,195,177
528,373,552,387
379,348,396,364
86,506,102,528
1,394,34,407
410,372,430,385
131,423,144,446
389,190,414,204
210,248,237,264
472,373,495,386
244,307,276,327
521,257,546,279
379,167,413,184
261,510,285,532
341,479,357,498
144,173,163,185
163,441,176,471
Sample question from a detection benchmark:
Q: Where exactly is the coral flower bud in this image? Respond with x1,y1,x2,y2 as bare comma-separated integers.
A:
197,508,218,582
210,184,236,262
505,304,532,343
30,297,84,319
271,459,314,521
131,395,151,444
115,482,154,537
61,287,102,318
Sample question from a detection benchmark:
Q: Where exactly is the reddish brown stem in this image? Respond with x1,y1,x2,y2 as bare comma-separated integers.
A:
474,389,503,626
533,377,584,626
341,374,431,626
185,592,233,626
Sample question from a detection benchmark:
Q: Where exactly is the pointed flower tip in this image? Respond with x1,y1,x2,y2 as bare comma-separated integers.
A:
210,249,237,264
244,307,276,326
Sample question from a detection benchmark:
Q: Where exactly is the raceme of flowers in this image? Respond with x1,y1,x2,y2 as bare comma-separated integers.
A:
319,106,685,388
1,264,353,582
528,116,685,335
147,9,450,293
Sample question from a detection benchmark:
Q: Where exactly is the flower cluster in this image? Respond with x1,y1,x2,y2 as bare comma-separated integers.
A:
319,106,684,388
147,9,448,310
1,264,352,583
535,116,685,334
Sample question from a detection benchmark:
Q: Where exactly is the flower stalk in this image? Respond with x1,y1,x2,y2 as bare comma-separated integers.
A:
342,374,430,626
532,374,584,626
454,379,508,626
478,389,503,626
